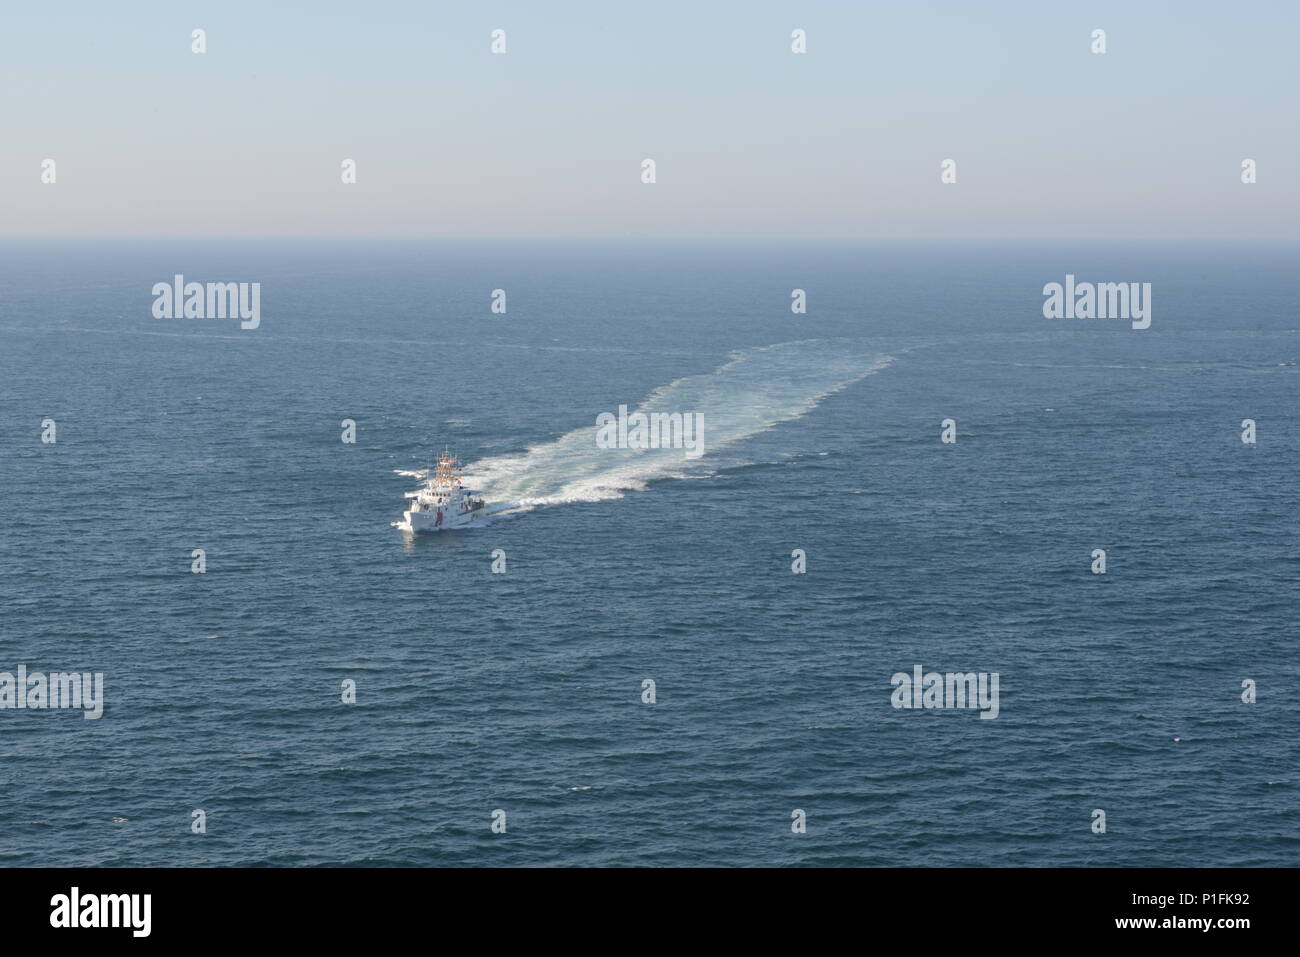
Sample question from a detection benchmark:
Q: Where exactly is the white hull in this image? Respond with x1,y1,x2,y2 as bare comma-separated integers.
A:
399,506,485,532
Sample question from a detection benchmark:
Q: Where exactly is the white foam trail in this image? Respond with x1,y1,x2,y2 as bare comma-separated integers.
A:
465,340,894,511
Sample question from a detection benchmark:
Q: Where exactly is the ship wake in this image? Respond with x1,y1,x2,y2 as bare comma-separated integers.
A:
464,339,894,512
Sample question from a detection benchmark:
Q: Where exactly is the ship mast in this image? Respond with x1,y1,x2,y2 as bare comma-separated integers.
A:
433,448,459,487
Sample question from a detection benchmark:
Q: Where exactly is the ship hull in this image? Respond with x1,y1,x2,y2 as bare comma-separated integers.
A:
401,508,484,532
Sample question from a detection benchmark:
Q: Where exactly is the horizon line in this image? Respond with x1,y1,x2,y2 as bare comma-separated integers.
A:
3,235,1298,244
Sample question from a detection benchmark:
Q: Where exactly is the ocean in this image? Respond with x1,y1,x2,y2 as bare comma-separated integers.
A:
1,239,1296,866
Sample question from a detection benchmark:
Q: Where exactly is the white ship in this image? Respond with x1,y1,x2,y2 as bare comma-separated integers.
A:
393,451,487,532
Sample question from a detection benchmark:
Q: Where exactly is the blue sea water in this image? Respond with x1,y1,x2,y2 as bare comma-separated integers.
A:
0,239,1296,867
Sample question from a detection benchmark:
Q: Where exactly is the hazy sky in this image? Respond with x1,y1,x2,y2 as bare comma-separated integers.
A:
2,1,1295,238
